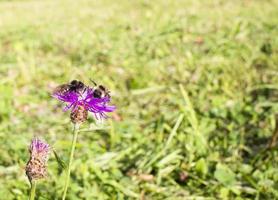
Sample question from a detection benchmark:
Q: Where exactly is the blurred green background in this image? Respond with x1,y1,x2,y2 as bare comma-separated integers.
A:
0,0,278,199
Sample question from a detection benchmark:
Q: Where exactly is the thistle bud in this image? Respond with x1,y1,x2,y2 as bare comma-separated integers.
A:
70,105,88,124
26,138,50,182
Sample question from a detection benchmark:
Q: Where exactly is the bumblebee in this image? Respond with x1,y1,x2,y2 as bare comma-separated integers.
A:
90,79,110,98
53,80,85,95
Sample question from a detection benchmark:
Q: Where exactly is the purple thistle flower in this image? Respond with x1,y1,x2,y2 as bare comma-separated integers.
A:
26,138,50,182
52,85,116,121
29,138,50,162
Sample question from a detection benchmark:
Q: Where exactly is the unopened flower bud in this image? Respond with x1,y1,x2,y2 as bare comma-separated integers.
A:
25,138,50,182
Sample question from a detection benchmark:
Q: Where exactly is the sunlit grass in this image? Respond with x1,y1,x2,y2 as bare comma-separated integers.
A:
0,0,277,199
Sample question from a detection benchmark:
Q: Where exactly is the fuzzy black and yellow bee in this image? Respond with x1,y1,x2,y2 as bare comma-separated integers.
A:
90,79,111,98
53,80,86,95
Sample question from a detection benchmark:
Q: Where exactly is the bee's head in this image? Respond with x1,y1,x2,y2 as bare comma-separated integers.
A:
99,85,106,91
70,80,78,85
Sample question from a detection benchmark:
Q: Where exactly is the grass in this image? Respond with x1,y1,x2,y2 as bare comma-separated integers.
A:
0,0,278,199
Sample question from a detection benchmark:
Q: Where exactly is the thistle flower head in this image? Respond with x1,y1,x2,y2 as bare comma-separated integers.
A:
26,138,50,182
70,105,88,124
52,82,116,122
29,138,50,161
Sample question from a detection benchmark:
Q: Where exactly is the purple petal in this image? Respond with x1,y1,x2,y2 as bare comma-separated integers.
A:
52,84,116,121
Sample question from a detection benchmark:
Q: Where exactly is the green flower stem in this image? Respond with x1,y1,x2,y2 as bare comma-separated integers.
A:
29,181,37,200
62,123,80,200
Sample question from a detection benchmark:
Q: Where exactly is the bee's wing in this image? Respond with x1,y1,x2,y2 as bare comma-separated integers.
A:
52,84,69,95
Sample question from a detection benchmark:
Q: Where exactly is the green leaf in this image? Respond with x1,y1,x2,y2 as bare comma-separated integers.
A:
195,158,208,176
53,150,67,170
214,163,236,186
